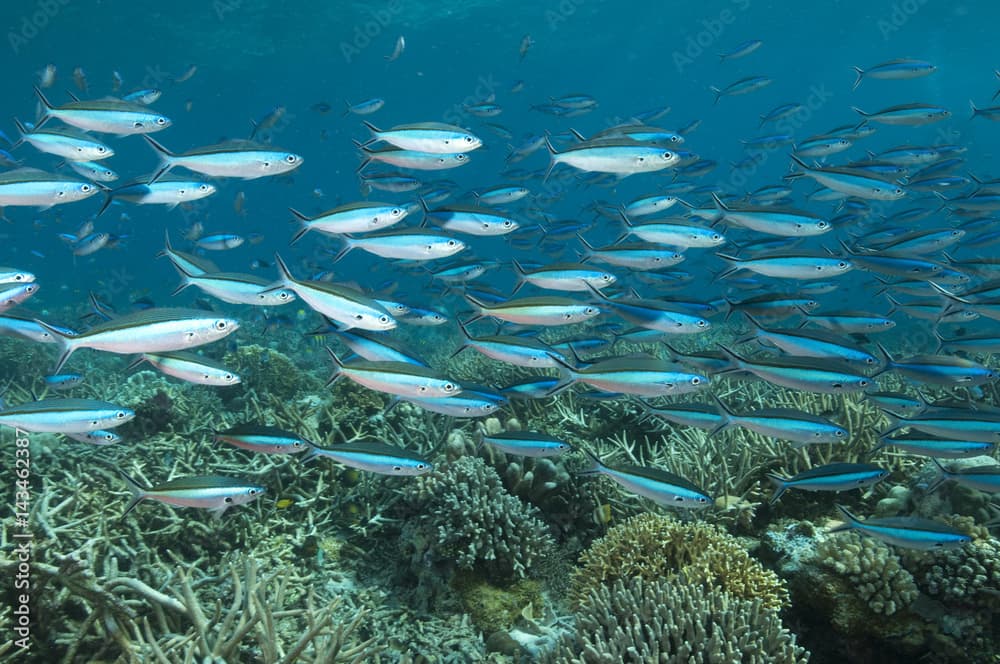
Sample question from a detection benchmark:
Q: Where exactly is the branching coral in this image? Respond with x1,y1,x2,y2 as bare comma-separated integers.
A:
569,512,789,610
547,577,809,664
396,456,556,580
814,532,918,616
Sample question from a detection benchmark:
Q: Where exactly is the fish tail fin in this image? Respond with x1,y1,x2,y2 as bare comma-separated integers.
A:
142,135,175,183
342,100,352,117
925,458,950,493
361,120,381,135
10,117,27,150
331,237,355,263
714,343,747,373
575,448,606,475
288,208,311,245
32,85,53,129
96,189,115,217
850,106,867,118
324,347,344,387
707,394,735,437
765,473,789,504
851,67,864,91
830,504,860,533
709,86,722,105
169,262,194,296
34,319,78,373
115,468,148,519
969,99,980,120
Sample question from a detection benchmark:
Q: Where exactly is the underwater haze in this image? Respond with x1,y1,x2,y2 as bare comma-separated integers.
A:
1,0,999,662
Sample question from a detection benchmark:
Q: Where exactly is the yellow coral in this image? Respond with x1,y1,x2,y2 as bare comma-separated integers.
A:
570,512,789,610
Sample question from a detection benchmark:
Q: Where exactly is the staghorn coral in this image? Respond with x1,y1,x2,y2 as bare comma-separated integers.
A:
110,370,225,437
814,533,918,616
569,512,788,610
547,577,809,664
396,456,556,581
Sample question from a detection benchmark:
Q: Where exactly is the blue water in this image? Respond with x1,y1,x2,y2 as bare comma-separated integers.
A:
4,0,996,310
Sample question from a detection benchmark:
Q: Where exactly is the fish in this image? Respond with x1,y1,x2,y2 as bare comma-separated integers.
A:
195,234,244,251
172,64,198,83
12,118,114,162
357,144,470,171
128,351,241,386
272,254,395,330
423,204,519,236
874,343,997,387
43,373,85,390
326,350,461,399
303,441,431,476
872,433,995,459
712,396,849,446
518,34,535,61
290,202,408,243
38,64,56,88
385,36,405,62
453,322,563,368
122,89,162,105
481,431,571,457
0,398,133,433
65,430,121,445
829,505,970,550
99,176,217,216
362,121,482,154
66,160,119,182
118,472,264,519
215,424,313,455
550,354,708,397
546,139,679,178
37,308,239,372
578,450,712,509
718,39,763,61
717,346,874,393
464,293,599,326
851,103,951,126
927,459,1000,494
143,137,303,183
786,155,905,201
851,58,937,91
709,76,772,104
34,86,170,135
0,168,99,208
766,463,888,503
333,230,466,262
248,105,286,140
344,98,385,116
0,283,40,312
512,260,616,293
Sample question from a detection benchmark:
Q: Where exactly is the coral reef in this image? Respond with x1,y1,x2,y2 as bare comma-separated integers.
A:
451,571,543,636
814,533,918,616
395,456,556,582
223,343,322,402
569,512,789,610
546,577,809,663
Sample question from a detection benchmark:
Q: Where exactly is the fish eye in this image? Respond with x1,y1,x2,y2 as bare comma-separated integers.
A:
503,221,513,227
818,221,829,228
116,411,128,419
670,136,680,142
443,382,456,392
379,315,390,323
859,379,870,387
104,170,113,177
697,320,707,327
156,117,167,125
448,240,457,246
836,430,845,437
224,374,234,381
81,184,93,192
284,154,297,163
585,307,598,314
662,151,673,159
393,465,402,472
392,208,402,215
712,234,722,241
838,261,848,268
456,154,467,161
199,184,209,191
103,433,114,441
690,377,702,385
96,146,106,153
417,463,427,469
215,320,229,330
